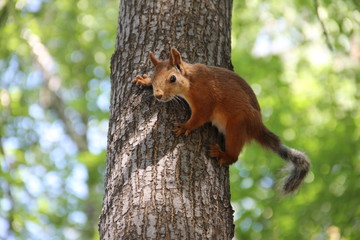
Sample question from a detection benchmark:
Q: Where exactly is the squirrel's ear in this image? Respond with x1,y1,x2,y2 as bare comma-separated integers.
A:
169,48,184,72
149,52,159,66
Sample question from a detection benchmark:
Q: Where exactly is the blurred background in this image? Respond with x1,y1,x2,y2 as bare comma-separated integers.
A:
0,0,359,239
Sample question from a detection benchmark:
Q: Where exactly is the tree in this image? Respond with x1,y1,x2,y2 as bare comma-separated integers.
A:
1,0,359,239
99,0,235,239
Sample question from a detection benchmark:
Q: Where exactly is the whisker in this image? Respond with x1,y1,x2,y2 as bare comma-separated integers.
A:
173,95,182,106
168,94,180,108
174,96,188,110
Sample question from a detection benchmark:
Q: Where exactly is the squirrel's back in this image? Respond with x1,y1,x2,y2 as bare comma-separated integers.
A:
188,64,261,112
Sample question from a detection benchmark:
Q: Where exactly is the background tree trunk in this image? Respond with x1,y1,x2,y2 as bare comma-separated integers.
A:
99,1,234,239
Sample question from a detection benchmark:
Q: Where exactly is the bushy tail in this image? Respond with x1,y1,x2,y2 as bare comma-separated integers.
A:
255,125,310,194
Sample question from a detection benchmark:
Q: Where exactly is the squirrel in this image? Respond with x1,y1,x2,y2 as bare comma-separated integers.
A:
133,48,310,194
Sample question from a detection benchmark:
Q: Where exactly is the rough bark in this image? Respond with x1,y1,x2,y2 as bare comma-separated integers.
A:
99,0,234,239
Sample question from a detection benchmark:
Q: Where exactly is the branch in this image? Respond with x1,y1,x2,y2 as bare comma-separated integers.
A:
314,0,334,51
22,29,88,151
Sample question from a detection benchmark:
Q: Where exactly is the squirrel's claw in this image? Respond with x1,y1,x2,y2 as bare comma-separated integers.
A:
209,145,221,158
209,145,225,166
172,128,184,137
132,74,151,86
173,123,190,136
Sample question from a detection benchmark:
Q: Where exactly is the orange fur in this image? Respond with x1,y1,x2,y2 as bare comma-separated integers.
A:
133,48,310,194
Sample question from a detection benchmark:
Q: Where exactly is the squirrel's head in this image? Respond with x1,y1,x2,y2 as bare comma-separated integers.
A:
149,48,190,102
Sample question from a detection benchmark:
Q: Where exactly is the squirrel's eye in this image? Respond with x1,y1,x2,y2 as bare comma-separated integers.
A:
169,75,176,83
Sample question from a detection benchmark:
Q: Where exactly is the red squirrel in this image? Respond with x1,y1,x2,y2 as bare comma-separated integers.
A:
133,48,310,194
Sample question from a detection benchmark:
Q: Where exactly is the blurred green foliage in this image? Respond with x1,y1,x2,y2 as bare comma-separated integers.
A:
0,0,115,239
231,0,360,239
0,0,359,239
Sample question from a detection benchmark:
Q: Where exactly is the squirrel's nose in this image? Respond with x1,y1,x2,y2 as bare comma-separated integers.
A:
155,93,163,100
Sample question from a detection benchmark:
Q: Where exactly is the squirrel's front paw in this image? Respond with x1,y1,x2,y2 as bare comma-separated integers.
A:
132,74,151,86
172,123,191,137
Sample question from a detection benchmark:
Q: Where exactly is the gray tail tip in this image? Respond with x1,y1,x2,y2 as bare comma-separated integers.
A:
280,146,311,194
282,167,310,194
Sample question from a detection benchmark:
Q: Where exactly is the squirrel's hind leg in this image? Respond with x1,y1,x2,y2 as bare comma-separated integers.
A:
210,118,247,166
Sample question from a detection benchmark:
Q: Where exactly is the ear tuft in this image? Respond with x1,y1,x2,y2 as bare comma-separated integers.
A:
149,52,159,66
170,48,181,58
169,48,183,70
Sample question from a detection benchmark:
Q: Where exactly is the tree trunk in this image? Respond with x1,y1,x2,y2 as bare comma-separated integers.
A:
99,1,234,239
